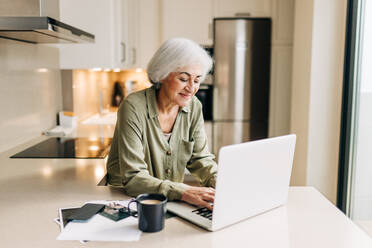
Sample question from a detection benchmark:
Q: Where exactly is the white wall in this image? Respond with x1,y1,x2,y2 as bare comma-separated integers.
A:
290,0,314,186
290,0,347,203
0,40,62,153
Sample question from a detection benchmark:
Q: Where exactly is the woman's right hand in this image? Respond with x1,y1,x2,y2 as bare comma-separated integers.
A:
181,186,215,211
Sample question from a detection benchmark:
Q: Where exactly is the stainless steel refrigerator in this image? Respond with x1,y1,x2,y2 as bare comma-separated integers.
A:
213,18,271,156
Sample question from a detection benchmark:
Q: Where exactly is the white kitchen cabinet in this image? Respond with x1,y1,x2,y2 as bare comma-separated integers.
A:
214,0,272,17
59,0,154,69
119,0,131,68
268,46,292,137
268,0,294,137
136,0,161,68
121,0,161,69
59,0,122,69
128,0,139,68
161,0,213,46
271,0,294,44
119,0,139,69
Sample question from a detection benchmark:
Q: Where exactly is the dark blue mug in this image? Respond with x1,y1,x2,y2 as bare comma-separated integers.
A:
128,193,167,232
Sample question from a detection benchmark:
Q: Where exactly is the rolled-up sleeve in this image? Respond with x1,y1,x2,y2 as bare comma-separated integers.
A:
186,101,217,187
117,101,189,200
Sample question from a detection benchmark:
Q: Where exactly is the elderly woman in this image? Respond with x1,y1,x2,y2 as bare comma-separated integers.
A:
106,38,217,210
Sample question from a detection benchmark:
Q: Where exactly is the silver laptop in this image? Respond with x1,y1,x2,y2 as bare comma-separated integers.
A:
167,134,296,231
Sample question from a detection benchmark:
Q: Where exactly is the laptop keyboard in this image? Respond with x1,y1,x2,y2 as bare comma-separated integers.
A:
192,207,213,220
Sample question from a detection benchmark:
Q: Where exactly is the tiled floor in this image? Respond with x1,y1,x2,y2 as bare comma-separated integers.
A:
355,221,372,237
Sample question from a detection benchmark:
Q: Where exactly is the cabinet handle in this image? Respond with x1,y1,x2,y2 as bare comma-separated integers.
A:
121,42,126,63
132,47,136,65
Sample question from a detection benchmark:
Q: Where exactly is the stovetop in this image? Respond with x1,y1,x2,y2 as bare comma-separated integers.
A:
10,137,112,159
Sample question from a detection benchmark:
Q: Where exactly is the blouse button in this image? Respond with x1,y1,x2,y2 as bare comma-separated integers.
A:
166,150,171,155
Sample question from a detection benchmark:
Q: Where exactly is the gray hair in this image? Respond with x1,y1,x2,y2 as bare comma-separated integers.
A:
147,38,213,84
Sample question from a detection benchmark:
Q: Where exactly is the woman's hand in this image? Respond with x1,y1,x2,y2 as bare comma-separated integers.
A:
181,186,215,211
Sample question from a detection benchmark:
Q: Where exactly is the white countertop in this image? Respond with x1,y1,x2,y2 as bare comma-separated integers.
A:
81,112,117,125
1,133,372,247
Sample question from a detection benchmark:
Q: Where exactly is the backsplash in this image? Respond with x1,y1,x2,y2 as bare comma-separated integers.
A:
0,39,62,153
62,69,151,121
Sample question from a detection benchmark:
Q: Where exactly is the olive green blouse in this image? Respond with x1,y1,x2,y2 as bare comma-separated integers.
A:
106,85,217,200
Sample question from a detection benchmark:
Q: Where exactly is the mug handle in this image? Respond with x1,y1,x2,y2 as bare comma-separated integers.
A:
127,199,138,217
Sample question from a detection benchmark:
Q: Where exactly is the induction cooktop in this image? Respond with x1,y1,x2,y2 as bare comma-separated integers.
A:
10,137,112,159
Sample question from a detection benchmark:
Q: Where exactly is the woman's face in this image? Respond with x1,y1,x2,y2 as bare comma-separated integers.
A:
160,64,203,107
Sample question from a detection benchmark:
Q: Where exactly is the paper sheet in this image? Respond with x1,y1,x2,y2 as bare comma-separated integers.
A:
57,200,141,242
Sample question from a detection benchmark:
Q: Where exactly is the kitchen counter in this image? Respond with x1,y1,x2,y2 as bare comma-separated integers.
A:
1,128,372,247
81,112,117,125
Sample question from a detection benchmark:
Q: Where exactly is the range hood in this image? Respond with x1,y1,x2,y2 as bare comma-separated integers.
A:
0,0,95,44
0,17,95,44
